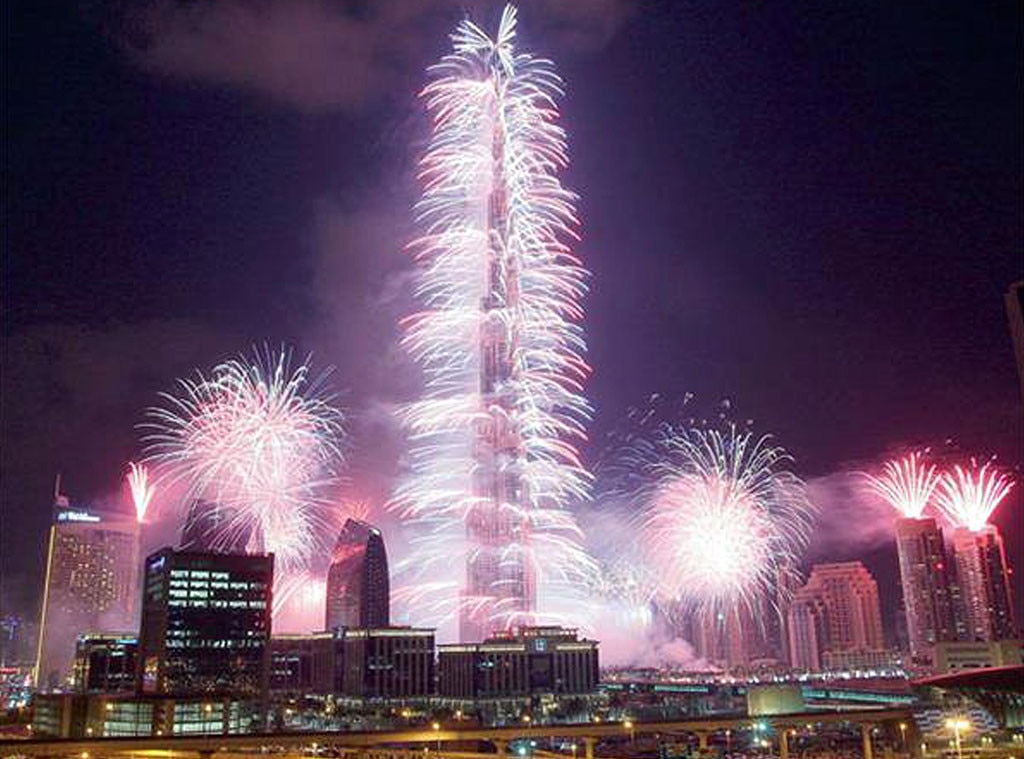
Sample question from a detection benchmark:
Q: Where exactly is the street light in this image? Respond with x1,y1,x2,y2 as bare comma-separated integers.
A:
899,722,907,750
433,720,441,750
571,742,578,759
945,718,970,759
624,720,635,744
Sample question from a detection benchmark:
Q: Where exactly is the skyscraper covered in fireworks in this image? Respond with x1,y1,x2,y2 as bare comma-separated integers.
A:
396,5,592,641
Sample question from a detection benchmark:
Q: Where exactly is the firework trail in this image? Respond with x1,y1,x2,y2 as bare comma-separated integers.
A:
125,462,155,523
143,347,345,574
935,460,1014,532
627,421,814,621
866,450,939,519
392,5,594,638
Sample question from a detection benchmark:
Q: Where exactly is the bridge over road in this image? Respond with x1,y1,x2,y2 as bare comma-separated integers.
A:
0,709,918,759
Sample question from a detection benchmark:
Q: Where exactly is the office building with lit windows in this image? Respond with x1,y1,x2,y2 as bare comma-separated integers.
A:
787,562,886,672
894,516,957,662
951,526,1016,641
35,487,140,692
32,693,258,738
438,627,599,700
73,634,137,694
340,627,434,701
270,632,343,696
137,548,273,700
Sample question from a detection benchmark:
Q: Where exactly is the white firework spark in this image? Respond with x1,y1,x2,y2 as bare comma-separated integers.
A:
392,5,595,637
632,424,815,620
935,460,1014,532
866,450,939,519
143,347,345,573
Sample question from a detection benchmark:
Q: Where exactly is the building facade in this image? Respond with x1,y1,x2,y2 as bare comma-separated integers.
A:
340,627,435,700
270,632,342,696
325,519,389,631
895,517,957,662
35,492,140,692
137,549,273,699
933,639,1022,672
951,526,1016,641
32,693,259,738
73,634,137,694
438,626,599,699
787,562,886,672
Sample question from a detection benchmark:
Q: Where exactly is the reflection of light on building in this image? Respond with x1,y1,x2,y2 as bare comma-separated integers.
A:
894,517,957,663
325,519,389,631
35,479,139,691
951,526,1016,641
787,562,885,672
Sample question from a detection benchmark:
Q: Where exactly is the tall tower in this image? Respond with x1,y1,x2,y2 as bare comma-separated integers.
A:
325,519,390,631
894,517,957,662
34,482,139,691
399,5,590,642
951,526,1016,641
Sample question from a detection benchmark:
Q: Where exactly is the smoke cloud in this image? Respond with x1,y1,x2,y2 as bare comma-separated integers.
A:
110,0,635,113
804,470,896,560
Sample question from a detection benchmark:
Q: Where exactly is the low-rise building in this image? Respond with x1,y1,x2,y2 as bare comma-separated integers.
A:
933,640,1022,672
270,632,343,696
341,627,435,701
438,627,599,700
73,634,137,694
32,693,260,738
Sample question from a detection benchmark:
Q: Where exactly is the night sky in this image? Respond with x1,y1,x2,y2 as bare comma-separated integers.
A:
4,2,1022,631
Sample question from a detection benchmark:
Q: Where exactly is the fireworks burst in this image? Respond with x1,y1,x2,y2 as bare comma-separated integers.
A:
631,423,814,619
125,462,155,523
143,347,345,573
392,5,594,635
867,450,939,519
935,460,1014,532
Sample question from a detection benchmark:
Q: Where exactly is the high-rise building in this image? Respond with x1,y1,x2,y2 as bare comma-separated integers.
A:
787,562,885,672
73,634,137,694
340,627,435,700
951,526,1016,641
137,548,273,699
35,484,140,692
894,517,957,662
438,626,599,700
325,519,389,631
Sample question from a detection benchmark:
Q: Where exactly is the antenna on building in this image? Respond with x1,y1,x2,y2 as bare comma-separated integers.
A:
53,473,69,510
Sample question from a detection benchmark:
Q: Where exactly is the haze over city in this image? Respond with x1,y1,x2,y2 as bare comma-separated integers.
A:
1,2,1022,755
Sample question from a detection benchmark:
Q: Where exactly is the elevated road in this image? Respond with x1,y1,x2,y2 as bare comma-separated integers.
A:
0,709,916,759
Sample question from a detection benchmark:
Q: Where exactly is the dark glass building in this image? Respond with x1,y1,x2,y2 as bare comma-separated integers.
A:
270,633,343,696
73,634,138,694
340,627,434,700
137,548,273,700
325,519,389,631
438,626,599,699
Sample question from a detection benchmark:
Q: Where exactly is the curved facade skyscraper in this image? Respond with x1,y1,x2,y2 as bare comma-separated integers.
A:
325,519,389,631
